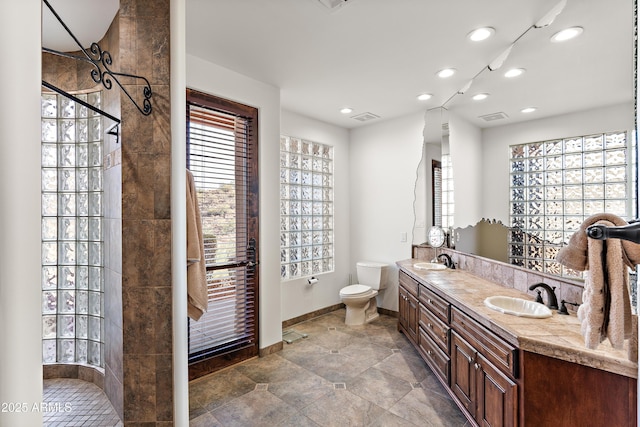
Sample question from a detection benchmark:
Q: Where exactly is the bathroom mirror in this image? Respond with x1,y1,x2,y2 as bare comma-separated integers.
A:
413,0,636,275
427,226,445,248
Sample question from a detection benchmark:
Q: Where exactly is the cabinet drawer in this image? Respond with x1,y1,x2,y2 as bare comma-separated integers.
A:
419,285,450,323
419,327,450,385
419,303,449,352
450,306,518,378
399,270,419,298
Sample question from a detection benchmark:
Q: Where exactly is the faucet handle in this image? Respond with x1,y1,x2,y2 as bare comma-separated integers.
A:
558,300,569,315
534,290,543,304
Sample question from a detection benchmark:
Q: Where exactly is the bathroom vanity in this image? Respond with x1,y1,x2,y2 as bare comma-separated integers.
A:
397,259,638,427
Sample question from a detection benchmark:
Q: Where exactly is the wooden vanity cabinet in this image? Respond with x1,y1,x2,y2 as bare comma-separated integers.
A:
398,271,419,345
398,268,638,427
519,350,637,427
451,331,517,427
418,283,451,385
399,271,518,427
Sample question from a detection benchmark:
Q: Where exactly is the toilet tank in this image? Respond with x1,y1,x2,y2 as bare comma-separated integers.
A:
356,261,388,290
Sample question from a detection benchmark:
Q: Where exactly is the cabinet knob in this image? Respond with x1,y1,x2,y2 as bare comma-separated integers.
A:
427,298,432,304
427,322,433,329
467,355,473,363
427,350,433,356
474,362,481,370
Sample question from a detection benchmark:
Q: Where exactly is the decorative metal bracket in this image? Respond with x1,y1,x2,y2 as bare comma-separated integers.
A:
42,0,152,117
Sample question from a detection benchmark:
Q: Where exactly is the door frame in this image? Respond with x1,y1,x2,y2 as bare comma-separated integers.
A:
185,88,260,380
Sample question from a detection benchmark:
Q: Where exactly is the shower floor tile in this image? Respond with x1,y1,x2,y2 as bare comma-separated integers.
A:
42,378,122,427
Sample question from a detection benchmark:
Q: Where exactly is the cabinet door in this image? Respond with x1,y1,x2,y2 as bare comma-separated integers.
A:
475,353,517,427
406,291,419,344
450,331,476,417
399,286,409,332
399,286,418,344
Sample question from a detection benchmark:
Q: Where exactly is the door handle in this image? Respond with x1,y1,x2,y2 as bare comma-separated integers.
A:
247,237,257,269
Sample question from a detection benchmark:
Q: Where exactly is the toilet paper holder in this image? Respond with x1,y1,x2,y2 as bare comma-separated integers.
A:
308,276,318,285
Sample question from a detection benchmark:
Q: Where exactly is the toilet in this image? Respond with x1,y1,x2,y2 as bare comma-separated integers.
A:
339,261,388,325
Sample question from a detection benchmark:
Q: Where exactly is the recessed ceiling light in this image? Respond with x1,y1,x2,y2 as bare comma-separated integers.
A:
504,68,525,78
417,93,433,101
437,68,456,78
340,107,353,114
521,107,537,113
550,26,583,42
472,93,489,101
468,27,495,42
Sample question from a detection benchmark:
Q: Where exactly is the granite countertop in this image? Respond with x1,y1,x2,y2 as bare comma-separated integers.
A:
397,258,638,379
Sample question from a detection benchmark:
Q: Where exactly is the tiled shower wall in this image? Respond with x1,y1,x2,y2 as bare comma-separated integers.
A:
102,11,124,422
43,0,173,424
118,0,173,424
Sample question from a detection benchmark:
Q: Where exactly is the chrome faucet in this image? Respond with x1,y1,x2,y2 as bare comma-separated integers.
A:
437,253,456,269
528,282,558,309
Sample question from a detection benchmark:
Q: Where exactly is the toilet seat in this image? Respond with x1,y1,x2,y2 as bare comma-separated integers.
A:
340,284,372,297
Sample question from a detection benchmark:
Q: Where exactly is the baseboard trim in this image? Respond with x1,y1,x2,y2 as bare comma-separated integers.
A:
378,307,398,318
282,303,345,329
259,340,284,357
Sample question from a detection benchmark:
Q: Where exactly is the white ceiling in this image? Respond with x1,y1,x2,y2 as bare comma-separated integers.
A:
186,0,633,129
41,0,634,130
42,0,119,52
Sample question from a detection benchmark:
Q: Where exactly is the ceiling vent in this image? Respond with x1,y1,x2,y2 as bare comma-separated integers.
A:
479,112,509,122
351,112,380,122
315,0,353,12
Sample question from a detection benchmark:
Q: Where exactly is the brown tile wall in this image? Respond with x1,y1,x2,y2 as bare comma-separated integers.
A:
118,0,173,425
42,0,172,424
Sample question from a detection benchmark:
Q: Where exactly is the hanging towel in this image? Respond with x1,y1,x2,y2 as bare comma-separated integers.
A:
556,213,640,349
187,169,208,321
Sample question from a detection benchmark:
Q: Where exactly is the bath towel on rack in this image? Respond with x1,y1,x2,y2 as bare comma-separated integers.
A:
187,169,208,321
557,213,640,350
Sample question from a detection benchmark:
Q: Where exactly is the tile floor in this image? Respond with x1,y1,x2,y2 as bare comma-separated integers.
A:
189,309,469,426
42,309,468,426
42,378,122,426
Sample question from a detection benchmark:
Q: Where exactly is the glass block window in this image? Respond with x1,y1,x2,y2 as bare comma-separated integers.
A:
441,153,454,230
280,136,334,280
509,131,635,278
41,91,104,367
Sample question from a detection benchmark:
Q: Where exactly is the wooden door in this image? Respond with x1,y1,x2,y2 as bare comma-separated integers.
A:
186,89,259,380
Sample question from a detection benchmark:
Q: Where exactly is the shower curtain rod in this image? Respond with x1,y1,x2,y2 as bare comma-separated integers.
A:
42,0,152,120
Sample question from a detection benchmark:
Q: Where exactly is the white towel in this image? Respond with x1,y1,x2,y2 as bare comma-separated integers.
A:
186,169,208,321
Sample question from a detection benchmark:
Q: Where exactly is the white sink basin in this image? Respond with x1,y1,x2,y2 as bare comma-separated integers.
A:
483,296,552,318
413,262,448,271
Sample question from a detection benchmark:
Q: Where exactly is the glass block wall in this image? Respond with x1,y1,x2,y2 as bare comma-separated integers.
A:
441,154,454,230
509,131,635,278
280,136,334,280
41,91,104,366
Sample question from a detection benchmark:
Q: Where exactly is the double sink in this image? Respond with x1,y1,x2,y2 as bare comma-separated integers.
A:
412,262,552,319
